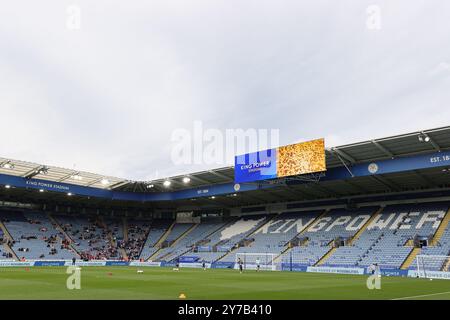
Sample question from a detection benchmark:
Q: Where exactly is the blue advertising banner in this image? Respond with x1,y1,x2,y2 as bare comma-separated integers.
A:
179,256,200,263
33,261,66,267
235,148,277,183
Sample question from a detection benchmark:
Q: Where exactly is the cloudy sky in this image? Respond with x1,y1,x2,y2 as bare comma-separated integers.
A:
1,0,450,181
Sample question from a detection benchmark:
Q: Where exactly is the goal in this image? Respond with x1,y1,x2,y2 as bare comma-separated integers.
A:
235,253,278,271
416,255,450,280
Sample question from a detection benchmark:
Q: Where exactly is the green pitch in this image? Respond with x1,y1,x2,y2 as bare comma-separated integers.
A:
0,267,449,300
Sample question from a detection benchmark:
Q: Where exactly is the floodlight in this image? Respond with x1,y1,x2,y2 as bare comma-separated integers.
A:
2,162,13,169
182,177,191,184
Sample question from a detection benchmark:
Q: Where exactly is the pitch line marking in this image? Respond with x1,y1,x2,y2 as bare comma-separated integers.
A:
391,291,450,300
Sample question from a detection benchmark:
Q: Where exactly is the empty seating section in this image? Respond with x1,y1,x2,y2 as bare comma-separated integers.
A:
151,223,194,261
221,211,322,264
321,207,378,266
139,219,173,260
357,204,447,268
191,215,270,263
0,211,76,260
165,223,193,243
410,216,450,269
0,203,448,269
281,208,376,266
155,219,229,262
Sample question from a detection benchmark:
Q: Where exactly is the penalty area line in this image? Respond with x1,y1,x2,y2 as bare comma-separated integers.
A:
391,291,450,300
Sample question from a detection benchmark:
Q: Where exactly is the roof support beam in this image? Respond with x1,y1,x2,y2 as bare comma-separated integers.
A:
329,148,355,177
372,140,394,158
188,175,214,185
22,165,47,179
421,131,441,152
57,171,79,182
110,180,131,190
207,170,234,182
86,177,104,187
331,148,356,164
0,160,13,168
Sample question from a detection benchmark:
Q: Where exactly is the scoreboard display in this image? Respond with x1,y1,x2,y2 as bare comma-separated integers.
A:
234,139,326,183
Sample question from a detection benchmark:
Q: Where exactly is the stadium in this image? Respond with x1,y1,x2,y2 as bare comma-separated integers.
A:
1,127,450,300
2,1,450,308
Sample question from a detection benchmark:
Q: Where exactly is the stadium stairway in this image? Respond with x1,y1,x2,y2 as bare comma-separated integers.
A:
168,217,240,263
400,247,421,270
156,221,176,247
123,218,128,242
99,216,128,260
314,207,381,266
146,221,176,261
47,213,81,258
0,221,19,260
274,210,329,263
347,207,383,245
0,220,14,242
99,216,121,252
170,224,198,248
430,207,450,246
215,214,277,263
2,242,19,260
314,246,337,266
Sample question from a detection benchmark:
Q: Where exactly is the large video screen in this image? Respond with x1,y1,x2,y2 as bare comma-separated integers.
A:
234,138,326,183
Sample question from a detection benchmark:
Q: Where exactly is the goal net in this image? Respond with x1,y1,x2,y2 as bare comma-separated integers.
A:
235,253,278,271
416,255,450,280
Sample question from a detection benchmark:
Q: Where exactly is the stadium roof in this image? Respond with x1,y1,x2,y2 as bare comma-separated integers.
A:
1,126,450,209
118,125,450,192
0,158,128,190
2,126,450,192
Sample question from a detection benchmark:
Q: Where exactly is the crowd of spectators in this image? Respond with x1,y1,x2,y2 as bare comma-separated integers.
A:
61,218,120,260
120,221,151,260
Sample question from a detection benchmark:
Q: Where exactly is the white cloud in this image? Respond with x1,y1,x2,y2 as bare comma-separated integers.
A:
1,1,450,180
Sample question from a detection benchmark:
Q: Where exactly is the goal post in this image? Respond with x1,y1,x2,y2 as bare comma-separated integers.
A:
416,255,450,280
235,253,278,271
